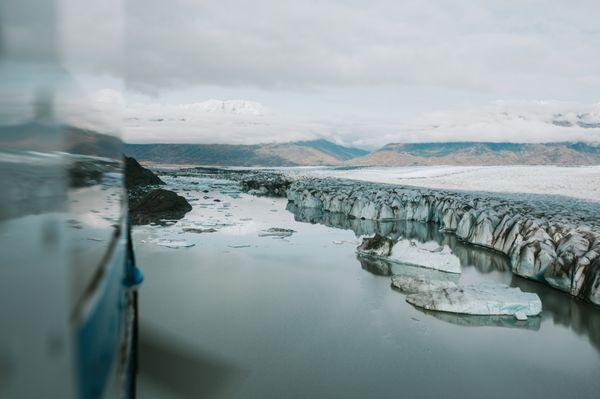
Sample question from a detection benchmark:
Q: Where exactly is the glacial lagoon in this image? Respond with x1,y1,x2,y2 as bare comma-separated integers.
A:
135,172,600,399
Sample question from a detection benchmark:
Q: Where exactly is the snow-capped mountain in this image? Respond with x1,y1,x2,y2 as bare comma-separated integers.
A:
123,98,600,147
409,101,600,139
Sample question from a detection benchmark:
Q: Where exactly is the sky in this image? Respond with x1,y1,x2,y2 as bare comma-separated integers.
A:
2,0,600,148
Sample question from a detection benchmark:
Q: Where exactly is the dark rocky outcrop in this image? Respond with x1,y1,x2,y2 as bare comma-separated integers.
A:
125,156,164,189
356,234,395,257
164,167,292,197
240,174,291,197
129,188,192,225
125,156,170,219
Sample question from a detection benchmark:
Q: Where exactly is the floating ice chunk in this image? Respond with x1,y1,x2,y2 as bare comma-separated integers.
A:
332,240,355,245
182,227,217,233
389,240,461,274
390,262,460,292
203,221,235,227
357,235,395,257
258,228,296,238
406,282,542,317
391,274,458,294
145,238,195,249
357,235,461,274
514,311,528,321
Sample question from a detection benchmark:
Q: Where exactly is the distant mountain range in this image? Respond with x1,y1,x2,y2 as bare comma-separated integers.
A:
124,140,600,167
0,122,122,159
353,142,600,166
4,122,599,167
124,139,368,166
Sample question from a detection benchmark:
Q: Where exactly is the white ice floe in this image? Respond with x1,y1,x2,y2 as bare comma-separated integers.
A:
388,241,461,275
358,237,462,274
332,240,356,245
514,311,528,321
182,227,217,233
258,228,296,238
405,282,542,318
143,238,196,249
391,274,458,294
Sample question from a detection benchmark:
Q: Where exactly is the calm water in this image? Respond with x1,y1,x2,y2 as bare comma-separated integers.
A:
136,174,600,399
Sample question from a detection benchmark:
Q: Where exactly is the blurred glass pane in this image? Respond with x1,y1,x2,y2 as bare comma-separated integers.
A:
0,0,125,397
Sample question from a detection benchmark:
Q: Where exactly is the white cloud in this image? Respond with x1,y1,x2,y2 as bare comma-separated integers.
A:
7,0,599,146
121,93,600,147
119,0,600,100
118,1,600,146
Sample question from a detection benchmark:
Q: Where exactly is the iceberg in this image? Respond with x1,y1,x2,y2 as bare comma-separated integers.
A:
143,238,196,249
405,282,542,318
258,227,296,238
182,227,217,233
424,310,541,330
391,274,458,294
357,235,461,274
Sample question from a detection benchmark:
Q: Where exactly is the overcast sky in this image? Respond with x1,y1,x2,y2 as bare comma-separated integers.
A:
4,0,600,147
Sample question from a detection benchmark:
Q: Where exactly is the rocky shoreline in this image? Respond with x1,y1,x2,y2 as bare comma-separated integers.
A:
157,166,292,197
285,177,600,306
134,163,600,307
125,157,192,224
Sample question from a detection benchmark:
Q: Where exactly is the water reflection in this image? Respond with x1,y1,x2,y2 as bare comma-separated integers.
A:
139,325,246,398
358,254,394,276
287,203,600,350
287,203,510,273
0,31,126,396
359,254,540,330
0,149,68,220
512,277,600,352
420,309,541,330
